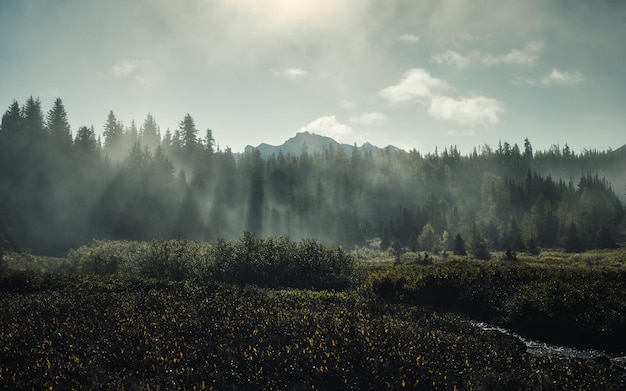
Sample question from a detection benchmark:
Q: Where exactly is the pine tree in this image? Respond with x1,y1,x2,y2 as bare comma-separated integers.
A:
245,149,265,235
74,126,97,154
564,223,585,253
179,113,198,156
596,226,617,249
527,237,539,255
46,98,72,152
21,96,45,141
0,100,22,139
453,233,467,256
140,113,160,151
469,221,490,260
103,110,123,155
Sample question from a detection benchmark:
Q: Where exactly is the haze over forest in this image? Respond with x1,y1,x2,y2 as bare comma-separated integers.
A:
0,96,624,256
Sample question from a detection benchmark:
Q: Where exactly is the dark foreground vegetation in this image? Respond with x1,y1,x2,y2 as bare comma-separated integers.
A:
2,238,626,389
371,261,626,354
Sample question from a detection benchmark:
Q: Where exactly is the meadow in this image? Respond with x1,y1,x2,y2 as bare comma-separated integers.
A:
2,238,626,390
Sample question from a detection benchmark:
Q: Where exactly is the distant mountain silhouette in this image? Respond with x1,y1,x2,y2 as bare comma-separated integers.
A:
612,143,626,156
244,131,401,158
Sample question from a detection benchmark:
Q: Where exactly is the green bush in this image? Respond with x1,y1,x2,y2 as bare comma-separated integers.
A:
65,234,361,291
67,240,148,275
138,239,209,281
211,234,360,290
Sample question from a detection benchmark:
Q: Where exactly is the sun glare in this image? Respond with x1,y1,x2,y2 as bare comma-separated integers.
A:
231,0,340,27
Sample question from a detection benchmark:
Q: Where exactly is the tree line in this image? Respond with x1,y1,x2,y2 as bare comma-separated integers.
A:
0,97,623,256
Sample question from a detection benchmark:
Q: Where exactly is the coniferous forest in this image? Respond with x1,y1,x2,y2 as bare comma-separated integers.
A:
0,97,624,256
3,97,626,389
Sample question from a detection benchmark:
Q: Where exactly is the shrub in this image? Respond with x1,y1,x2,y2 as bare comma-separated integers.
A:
211,234,360,290
138,239,207,281
67,240,148,275
66,235,361,291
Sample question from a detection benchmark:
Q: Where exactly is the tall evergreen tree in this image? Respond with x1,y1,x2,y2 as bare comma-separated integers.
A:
140,113,160,151
245,149,265,235
453,233,467,256
564,223,585,253
46,98,72,152
179,113,198,157
0,100,22,140
74,126,97,155
596,226,617,249
103,110,124,158
469,221,490,260
21,96,45,141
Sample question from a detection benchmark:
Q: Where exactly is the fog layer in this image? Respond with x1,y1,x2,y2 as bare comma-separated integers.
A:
0,97,624,255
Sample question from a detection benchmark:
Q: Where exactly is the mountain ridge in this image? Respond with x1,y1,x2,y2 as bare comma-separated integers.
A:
244,131,401,158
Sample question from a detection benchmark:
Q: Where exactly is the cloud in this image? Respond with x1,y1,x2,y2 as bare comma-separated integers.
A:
541,68,583,86
298,115,353,142
397,34,419,43
431,50,474,68
272,67,307,79
378,68,449,104
112,60,139,77
432,42,544,68
481,41,543,65
428,95,505,126
380,67,504,127
284,68,307,79
350,111,388,125
111,59,158,89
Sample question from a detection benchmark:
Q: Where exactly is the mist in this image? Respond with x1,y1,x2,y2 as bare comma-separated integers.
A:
0,97,624,256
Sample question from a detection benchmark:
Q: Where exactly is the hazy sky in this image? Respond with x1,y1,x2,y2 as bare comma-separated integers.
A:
1,0,624,153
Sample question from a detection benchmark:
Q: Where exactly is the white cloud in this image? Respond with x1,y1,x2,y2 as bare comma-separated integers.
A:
397,33,419,43
431,50,474,68
428,95,505,126
380,68,504,128
272,67,307,80
433,42,544,68
285,68,307,79
541,68,583,86
112,60,139,77
350,111,388,125
111,59,158,89
482,41,543,65
298,115,353,142
378,68,449,104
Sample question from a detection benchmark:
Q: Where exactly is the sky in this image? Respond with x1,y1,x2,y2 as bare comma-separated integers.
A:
1,0,625,154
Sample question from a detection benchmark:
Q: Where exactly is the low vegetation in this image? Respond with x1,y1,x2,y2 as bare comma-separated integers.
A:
63,234,360,291
2,239,626,389
370,260,626,353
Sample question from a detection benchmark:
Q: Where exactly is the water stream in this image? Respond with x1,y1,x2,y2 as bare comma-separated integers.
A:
471,321,626,371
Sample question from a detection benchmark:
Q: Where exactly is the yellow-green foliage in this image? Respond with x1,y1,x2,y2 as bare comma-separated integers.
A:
1,273,623,389
2,252,70,273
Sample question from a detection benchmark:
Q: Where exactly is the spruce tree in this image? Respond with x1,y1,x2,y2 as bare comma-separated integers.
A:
469,222,490,260
46,97,72,152
564,223,585,253
453,233,467,256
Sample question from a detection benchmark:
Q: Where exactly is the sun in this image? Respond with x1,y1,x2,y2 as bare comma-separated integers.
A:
264,0,319,24
230,0,341,27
